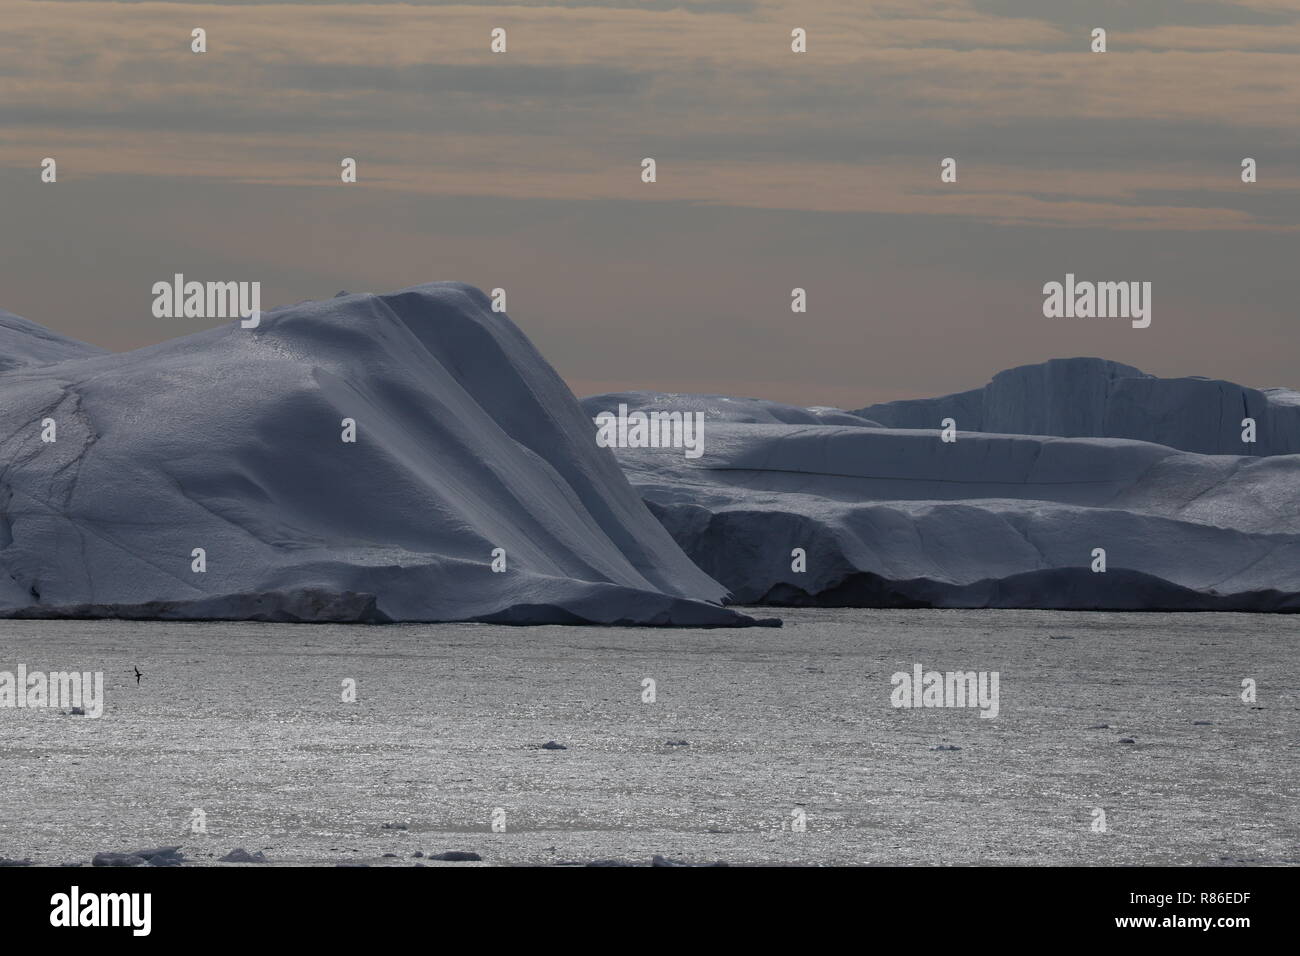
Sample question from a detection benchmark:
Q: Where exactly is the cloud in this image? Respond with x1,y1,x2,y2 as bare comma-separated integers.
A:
261,61,649,95
3,0,1297,401
971,0,1295,30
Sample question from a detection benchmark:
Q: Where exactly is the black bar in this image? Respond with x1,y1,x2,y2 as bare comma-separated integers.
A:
0,865,1282,941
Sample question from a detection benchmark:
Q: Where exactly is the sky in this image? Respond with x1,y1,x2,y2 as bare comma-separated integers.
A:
2,0,1298,407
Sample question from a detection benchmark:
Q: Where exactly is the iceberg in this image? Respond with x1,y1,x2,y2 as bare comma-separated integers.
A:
0,283,766,626
857,357,1300,457
593,376,1300,611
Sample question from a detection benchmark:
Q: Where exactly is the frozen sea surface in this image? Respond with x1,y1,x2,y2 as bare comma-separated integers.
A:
0,609,1295,866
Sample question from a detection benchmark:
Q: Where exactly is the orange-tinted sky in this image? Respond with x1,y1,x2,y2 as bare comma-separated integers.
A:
3,0,1298,406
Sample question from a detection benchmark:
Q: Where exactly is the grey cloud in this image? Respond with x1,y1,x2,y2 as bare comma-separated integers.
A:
617,113,1300,176
971,0,1293,30
262,62,649,96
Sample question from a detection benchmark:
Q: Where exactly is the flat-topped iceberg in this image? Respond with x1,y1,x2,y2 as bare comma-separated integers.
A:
857,357,1300,457
592,372,1300,611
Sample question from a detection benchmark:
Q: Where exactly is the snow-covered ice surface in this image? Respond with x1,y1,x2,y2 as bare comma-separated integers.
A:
1,611,1294,866
584,390,880,427
0,309,106,373
591,377,1300,611
0,283,762,626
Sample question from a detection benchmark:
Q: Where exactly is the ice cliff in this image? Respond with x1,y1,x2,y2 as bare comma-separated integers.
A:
584,367,1300,612
0,283,764,625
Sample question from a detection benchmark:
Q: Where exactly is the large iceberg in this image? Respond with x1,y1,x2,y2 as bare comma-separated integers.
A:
585,370,1300,612
0,283,765,626
857,357,1300,457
